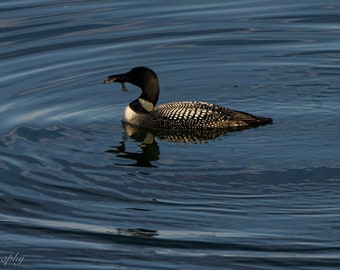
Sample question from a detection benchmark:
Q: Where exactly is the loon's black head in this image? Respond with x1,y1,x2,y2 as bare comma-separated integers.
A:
103,67,160,106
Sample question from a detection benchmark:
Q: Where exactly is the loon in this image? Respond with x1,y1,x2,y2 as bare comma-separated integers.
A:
103,67,272,129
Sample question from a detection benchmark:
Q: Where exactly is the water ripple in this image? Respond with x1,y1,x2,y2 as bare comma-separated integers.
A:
1,1,340,269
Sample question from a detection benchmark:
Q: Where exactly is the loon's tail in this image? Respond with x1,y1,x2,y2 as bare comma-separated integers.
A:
255,115,273,125
233,110,273,127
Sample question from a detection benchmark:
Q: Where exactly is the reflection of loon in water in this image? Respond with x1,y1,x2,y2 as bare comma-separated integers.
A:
122,122,240,144
107,123,162,167
106,126,160,168
106,122,251,167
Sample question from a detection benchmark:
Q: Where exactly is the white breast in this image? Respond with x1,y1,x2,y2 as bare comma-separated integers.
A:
122,105,140,125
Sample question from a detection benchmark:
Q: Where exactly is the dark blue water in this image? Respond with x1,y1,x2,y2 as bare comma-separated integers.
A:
1,1,339,269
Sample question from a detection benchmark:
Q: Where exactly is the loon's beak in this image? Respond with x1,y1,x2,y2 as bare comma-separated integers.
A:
103,73,129,84
103,72,129,91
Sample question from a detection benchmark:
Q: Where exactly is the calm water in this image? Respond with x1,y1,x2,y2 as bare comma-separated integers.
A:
1,0,340,269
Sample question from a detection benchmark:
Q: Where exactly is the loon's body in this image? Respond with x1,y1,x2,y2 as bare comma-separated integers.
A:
103,67,272,130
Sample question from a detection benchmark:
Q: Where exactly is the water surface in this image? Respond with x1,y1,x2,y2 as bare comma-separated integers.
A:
1,0,340,269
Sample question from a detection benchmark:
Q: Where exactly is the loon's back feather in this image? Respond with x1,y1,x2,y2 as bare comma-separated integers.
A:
136,101,272,129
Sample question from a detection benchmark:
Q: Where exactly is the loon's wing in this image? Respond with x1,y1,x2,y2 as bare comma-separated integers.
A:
143,101,272,129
